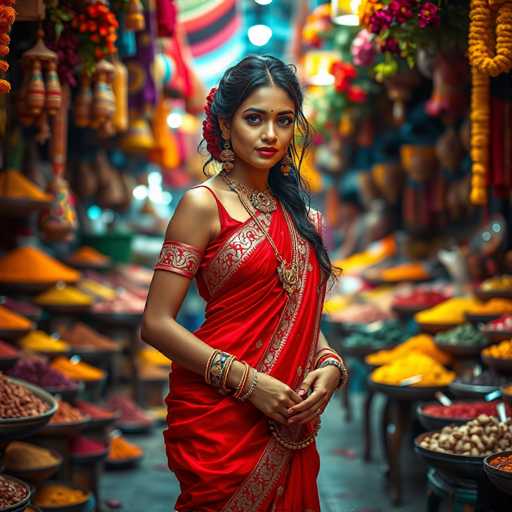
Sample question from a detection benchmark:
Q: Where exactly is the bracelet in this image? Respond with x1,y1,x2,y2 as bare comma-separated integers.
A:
205,350,234,389
233,362,251,400
221,355,237,393
314,348,340,369
319,358,348,389
239,369,258,402
204,350,220,385
316,352,342,369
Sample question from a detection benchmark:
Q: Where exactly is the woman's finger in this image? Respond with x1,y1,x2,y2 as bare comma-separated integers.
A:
292,402,326,425
271,412,289,425
287,391,325,418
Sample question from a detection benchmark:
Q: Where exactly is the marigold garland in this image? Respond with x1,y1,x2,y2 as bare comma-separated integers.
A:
468,0,512,205
0,0,15,94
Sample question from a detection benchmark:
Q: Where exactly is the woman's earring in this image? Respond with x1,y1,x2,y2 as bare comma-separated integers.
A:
281,155,292,176
220,140,235,173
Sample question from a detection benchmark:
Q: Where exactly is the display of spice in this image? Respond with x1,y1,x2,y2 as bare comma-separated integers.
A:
0,474,29,509
138,346,171,367
490,453,512,472
393,288,449,310
107,393,153,426
35,284,93,306
78,279,117,301
0,305,33,330
59,322,118,352
467,299,512,315
92,288,146,315
418,415,512,456
0,246,80,284
116,264,154,286
4,441,60,470
75,400,115,420
422,402,512,420
328,302,391,324
7,357,76,390
70,435,106,457
19,330,70,353
415,297,480,325
138,363,170,381
453,369,510,387
51,357,105,381
34,483,89,507
372,262,429,282
366,334,453,367
481,275,512,291
0,372,49,418
108,434,143,461
50,399,86,425
370,352,455,387
482,340,512,360
0,339,18,357
435,324,490,347
69,246,110,266
1,297,42,320
343,319,409,351
482,314,512,332
0,170,51,202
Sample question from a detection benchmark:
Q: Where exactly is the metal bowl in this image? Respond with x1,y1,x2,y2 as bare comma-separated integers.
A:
484,450,512,495
448,381,500,399
416,402,467,431
369,379,448,401
0,473,32,512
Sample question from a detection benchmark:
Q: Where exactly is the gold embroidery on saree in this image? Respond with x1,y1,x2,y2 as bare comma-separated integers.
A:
257,209,309,374
221,437,290,512
204,212,272,297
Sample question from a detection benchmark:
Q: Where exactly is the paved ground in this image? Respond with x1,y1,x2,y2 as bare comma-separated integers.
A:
100,392,429,512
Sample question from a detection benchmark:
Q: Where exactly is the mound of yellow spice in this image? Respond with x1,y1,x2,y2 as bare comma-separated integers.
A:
415,297,478,325
20,331,70,353
482,339,512,360
370,353,455,387
51,357,105,382
34,483,89,507
35,284,93,306
366,334,452,367
467,299,512,315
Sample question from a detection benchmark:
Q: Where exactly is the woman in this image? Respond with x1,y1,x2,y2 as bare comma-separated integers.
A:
141,55,348,511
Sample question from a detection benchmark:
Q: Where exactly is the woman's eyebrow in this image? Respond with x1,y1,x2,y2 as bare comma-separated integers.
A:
242,108,295,115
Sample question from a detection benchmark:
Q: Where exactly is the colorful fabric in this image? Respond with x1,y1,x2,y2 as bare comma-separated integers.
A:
154,241,202,279
164,187,326,511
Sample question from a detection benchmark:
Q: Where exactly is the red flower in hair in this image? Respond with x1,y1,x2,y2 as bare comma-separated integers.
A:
203,87,222,161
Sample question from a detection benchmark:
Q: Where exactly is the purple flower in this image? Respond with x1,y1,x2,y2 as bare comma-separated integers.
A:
418,1,440,28
369,8,394,34
389,0,414,24
380,37,401,54
351,29,377,67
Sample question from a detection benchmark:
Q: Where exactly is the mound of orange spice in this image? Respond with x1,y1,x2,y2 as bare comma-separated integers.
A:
108,434,143,461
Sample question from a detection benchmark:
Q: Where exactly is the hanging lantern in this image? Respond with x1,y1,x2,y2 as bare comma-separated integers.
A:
45,60,62,115
74,73,92,127
303,50,337,86
126,0,145,31
91,59,115,135
331,0,361,26
121,115,155,153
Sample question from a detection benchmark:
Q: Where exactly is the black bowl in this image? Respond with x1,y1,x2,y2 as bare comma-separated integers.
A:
0,473,32,512
482,355,512,376
482,329,512,343
0,379,58,443
433,341,485,358
448,381,499,399
105,453,143,471
368,379,448,401
475,288,512,301
416,403,467,431
414,432,485,481
484,450,512,495
466,313,502,326
43,381,83,403
5,447,63,484
34,481,91,512
38,417,91,438
0,329,31,342
416,322,460,335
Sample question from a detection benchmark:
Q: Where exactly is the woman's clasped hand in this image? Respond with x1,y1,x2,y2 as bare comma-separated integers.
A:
248,366,342,425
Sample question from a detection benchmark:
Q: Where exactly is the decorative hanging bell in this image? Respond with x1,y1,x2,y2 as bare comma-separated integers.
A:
45,60,62,115
125,0,145,31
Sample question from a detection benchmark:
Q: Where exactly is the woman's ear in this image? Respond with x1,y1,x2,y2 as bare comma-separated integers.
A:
218,118,231,141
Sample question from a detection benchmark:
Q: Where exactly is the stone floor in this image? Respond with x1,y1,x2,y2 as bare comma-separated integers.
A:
100,391,430,512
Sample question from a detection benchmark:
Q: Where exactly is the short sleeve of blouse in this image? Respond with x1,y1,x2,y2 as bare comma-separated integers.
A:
309,209,325,239
154,240,203,279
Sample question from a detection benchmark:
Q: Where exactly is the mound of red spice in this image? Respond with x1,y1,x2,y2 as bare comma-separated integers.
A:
422,401,512,420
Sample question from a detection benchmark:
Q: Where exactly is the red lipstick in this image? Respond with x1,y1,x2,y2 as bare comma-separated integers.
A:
256,147,278,158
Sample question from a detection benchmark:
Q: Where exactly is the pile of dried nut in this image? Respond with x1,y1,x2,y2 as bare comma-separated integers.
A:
0,474,28,508
0,372,49,419
419,415,512,456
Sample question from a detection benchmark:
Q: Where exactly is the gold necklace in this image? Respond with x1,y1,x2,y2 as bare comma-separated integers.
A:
220,171,277,213
221,172,301,295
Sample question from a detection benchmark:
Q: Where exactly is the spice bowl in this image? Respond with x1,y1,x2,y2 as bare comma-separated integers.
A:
38,417,91,438
484,450,512,495
416,322,460,335
432,341,483,358
5,448,63,485
482,355,512,376
44,382,83,403
33,481,91,512
448,381,501,399
368,380,448,401
0,329,32,343
0,473,32,512
483,329,512,343
414,432,484,481
105,453,143,471
416,403,467,431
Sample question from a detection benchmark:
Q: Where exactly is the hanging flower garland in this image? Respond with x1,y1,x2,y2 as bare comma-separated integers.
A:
0,0,15,93
468,0,512,205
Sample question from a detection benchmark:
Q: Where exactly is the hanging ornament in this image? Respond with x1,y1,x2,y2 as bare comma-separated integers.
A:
125,0,145,31
25,60,45,117
91,59,115,136
0,0,15,94
112,56,128,132
74,73,93,127
45,60,62,115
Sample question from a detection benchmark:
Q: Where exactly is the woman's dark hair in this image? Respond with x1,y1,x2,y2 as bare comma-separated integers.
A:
201,54,336,282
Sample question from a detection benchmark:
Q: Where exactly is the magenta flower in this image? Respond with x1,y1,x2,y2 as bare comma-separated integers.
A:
351,29,377,66
418,2,440,28
389,0,414,24
379,37,400,54
369,8,394,34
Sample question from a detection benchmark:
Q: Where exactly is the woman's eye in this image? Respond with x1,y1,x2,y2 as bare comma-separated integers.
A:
278,117,294,127
245,114,261,124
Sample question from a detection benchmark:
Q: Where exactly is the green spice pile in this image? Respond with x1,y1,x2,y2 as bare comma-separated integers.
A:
435,323,489,347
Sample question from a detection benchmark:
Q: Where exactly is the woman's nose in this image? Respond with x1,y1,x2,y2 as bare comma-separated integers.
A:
262,122,277,142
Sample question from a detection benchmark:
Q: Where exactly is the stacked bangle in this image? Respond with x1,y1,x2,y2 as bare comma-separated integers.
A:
314,348,348,389
239,369,258,402
205,350,237,390
233,362,251,400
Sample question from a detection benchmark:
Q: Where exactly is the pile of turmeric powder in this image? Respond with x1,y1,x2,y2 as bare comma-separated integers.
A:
0,305,32,331
51,357,105,382
0,170,51,202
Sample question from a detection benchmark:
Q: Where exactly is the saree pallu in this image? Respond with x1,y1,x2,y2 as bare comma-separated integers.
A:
164,194,326,512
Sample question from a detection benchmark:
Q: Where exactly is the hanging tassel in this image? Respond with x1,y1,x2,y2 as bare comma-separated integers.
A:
112,57,128,132
74,74,92,127
45,60,62,116
26,59,45,117
92,60,115,135
125,0,145,31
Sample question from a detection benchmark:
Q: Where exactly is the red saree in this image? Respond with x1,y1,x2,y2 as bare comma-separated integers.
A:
163,186,326,511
